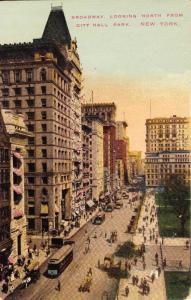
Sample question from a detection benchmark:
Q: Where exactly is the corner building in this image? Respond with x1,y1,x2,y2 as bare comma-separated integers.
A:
145,115,191,187
0,7,82,233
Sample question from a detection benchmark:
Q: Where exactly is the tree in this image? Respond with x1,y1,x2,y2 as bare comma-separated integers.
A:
158,175,190,236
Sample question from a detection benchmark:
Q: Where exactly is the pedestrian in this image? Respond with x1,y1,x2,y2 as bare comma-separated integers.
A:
134,257,137,266
179,260,183,269
128,262,131,271
105,232,107,238
186,240,189,249
158,266,161,276
125,285,129,297
143,261,146,270
57,279,61,291
88,268,92,276
135,275,139,286
98,259,100,269
151,272,155,283
156,257,159,266
142,254,145,263
155,252,158,261
162,236,164,245
132,275,135,285
144,236,146,243
155,238,158,244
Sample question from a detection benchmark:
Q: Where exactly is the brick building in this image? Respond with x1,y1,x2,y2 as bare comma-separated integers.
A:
0,6,82,233
82,103,117,192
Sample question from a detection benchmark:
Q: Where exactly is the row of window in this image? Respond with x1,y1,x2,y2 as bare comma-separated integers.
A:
27,162,72,173
1,85,47,97
0,68,47,84
0,149,9,162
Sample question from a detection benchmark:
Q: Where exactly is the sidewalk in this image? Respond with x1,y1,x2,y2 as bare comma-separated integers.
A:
1,208,99,300
117,192,167,300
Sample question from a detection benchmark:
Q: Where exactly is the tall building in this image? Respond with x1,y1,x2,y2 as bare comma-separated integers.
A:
0,109,30,262
145,115,191,187
0,112,12,264
82,102,116,192
128,151,142,183
88,116,104,201
81,118,92,209
115,121,129,187
0,6,82,233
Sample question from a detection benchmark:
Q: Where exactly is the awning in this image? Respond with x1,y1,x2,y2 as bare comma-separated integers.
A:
13,185,23,194
55,204,59,213
13,208,23,219
40,203,48,215
8,256,14,264
13,152,23,159
86,200,95,208
13,168,22,176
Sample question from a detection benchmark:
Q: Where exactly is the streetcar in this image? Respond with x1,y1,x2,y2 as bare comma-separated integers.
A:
47,245,73,277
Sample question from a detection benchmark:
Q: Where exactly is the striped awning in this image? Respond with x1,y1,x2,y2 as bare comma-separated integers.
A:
40,203,48,215
13,185,23,194
13,152,23,159
13,168,22,177
13,208,23,219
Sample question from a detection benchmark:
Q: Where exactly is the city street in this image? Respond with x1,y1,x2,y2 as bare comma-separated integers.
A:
6,193,138,300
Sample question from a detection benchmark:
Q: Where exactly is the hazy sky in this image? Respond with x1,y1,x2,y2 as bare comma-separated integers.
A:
0,0,190,153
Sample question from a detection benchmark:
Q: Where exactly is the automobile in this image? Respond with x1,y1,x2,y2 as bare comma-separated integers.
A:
92,213,105,225
51,237,75,248
104,203,115,212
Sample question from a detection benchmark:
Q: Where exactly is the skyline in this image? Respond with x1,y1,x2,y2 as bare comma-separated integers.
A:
0,0,190,153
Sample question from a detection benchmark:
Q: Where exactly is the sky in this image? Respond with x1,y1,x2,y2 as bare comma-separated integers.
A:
0,0,191,154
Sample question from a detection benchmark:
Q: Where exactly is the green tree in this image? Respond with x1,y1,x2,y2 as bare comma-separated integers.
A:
158,175,190,236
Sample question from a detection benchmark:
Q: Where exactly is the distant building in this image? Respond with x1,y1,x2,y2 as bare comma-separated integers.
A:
85,116,104,201
128,151,142,183
0,7,82,233
115,121,129,187
0,109,30,262
145,115,191,187
82,102,117,192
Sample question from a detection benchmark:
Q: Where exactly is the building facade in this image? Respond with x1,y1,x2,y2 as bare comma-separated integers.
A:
0,7,82,233
128,151,142,184
115,121,129,187
145,116,191,187
0,109,30,261
0,111,12,264
82,103,116,192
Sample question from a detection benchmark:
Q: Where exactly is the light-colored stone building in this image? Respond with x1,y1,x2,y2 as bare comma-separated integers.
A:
0,7,82,233
0,109,30,261
128,151,142,183
85,116,104,201
145,115,191,187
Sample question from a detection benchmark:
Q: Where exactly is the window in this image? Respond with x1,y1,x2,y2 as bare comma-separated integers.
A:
41,149,47,158
42,163,47,172
41,86,46,94
42,136,47,145
2,101,9,108
26,112,35,120
28,219,35,230
27,177,35,184
41,99,47,107
14,70,21,83
28,137,35,145
42,187,48,196
41,124,47,132
26,99,34,107
28,189,35,197
41,111,47,120
1,88,9,97
42,177,48,184
26,87,34,95
40,69,47,81
26,69,33,82
14,88,21,96
1,71,10,85
27,150,35,158
27,124,34,132
14,100,21,108
28,207,35,215
27,163,35,172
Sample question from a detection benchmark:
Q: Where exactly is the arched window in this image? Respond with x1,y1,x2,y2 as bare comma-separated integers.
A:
40,68,47,81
